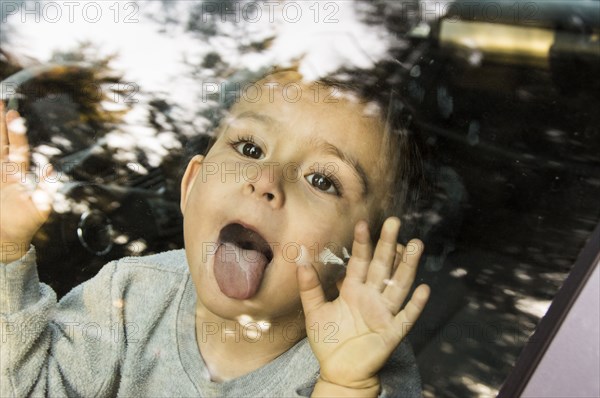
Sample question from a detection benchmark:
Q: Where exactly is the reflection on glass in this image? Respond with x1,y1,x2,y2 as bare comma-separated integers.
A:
1,1,598,397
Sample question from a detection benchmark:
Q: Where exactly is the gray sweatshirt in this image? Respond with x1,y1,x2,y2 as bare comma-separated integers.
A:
1,248,422,397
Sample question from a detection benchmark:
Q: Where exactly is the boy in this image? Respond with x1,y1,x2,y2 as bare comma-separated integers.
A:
0,70,430,397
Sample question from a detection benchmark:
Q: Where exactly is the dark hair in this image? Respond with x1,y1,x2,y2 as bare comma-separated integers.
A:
317,72,429,238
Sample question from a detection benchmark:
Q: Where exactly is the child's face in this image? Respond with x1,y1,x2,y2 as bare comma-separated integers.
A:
180,81,391,323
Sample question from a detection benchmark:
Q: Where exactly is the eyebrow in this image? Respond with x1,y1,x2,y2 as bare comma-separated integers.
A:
235,111,276,125
222,111,276,136
316,139,370,196
231,111,370,195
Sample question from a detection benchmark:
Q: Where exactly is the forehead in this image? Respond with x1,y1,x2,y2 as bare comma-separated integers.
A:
227,80,387,155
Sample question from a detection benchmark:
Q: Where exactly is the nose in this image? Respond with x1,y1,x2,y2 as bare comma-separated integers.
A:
243,163,285,209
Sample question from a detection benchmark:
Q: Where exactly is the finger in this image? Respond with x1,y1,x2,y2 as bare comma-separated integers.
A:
0,102,8,161
390,284,430,341
344,220,373,283
5,110,29,171
382,239,424,314
297,260,327,316
366,217,401,290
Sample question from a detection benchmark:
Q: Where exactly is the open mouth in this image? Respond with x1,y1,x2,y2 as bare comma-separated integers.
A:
213,223,273,300
218,223,274,263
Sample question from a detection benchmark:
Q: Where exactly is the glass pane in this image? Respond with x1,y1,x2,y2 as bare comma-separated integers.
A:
2,1,598,396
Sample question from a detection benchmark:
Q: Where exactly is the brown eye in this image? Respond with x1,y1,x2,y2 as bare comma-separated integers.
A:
235,142,264,159
306,173,338,195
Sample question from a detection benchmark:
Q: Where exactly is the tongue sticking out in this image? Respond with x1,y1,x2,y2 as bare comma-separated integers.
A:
213,242,268,300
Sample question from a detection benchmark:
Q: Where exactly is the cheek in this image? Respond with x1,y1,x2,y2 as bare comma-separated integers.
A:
182,196,204,238
184,173,228,214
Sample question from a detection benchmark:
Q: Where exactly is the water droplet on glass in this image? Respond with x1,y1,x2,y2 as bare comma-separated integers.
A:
468,51,483,66
410,65,421,78
437,86,453,119
467,121,480,146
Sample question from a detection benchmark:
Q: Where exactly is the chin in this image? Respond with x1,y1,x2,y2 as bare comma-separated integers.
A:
194,269,303,323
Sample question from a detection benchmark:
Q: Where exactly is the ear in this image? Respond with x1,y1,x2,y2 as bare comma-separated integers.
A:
180,155,205,214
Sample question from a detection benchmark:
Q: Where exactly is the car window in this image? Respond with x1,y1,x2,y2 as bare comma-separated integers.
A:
1,1,599,396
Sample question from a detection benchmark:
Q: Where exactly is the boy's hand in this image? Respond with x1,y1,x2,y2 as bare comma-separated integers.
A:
297,217,430,395
0,102,54,263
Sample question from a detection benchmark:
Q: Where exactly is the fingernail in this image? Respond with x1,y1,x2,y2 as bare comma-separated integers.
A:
389,217,401,229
